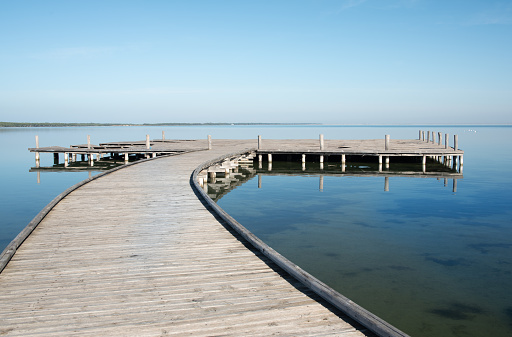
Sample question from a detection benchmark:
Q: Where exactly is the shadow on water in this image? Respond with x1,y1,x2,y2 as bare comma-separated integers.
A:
424,256,470,267
429,302,485,321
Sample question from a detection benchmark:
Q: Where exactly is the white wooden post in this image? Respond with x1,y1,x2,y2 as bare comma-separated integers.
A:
454,134,458,151
445,133,449,149
162,130,165,140
35,135,40,162
258,135,262,149
87,135,91,149
208,135,212,150
385,135,390,150
146,135,150,149
320,134,325,150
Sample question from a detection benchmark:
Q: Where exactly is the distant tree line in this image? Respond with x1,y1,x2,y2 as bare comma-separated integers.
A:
0,122,318,127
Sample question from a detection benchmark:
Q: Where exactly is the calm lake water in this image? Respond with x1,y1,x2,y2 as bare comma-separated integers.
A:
1,125,511,337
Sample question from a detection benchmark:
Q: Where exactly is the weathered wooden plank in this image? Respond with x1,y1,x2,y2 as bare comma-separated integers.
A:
0,140,381,336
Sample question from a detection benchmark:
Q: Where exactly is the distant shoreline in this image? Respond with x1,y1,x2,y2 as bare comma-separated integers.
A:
1,122,510,128
0,122,319,127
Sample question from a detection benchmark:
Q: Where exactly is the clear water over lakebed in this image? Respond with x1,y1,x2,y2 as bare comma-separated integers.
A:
1,125,511,337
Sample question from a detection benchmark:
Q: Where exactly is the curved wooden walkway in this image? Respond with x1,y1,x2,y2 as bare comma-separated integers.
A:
0,140,372,336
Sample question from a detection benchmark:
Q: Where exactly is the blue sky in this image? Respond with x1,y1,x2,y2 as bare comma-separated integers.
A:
1,0,511,124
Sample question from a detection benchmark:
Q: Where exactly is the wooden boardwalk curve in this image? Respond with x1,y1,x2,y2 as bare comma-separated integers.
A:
0,140,378,336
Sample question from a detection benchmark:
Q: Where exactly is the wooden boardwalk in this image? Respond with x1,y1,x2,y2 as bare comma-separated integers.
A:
0,140,382,336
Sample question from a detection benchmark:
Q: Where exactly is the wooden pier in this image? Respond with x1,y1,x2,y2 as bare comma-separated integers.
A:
0,133,462,336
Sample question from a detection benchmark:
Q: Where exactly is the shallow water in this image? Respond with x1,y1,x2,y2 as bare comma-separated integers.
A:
1,125,511,336
214,126,512,337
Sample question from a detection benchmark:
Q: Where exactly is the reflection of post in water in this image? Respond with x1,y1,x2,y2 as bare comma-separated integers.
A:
205,156,463,202
37,171,40,184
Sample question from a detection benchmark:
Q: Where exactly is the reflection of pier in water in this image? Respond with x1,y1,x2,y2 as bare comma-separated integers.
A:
205,159,463,202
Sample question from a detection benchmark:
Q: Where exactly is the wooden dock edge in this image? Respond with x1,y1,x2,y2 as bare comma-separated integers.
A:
191,150,411,337
0,150,202,273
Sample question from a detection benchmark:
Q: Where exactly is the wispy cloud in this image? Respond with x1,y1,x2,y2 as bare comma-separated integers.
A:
330,0,421,14
467,3,512,25
335,0,368,13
